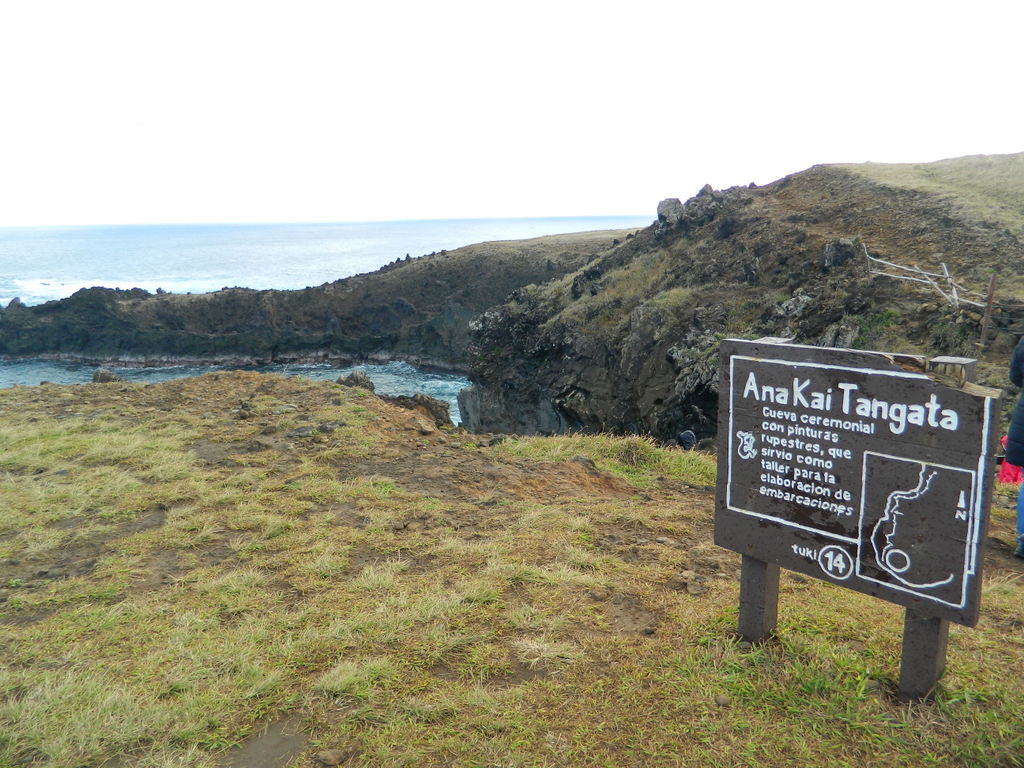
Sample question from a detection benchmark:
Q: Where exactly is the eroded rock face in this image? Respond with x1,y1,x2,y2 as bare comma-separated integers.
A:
337,370,376,392
459,280,723,439
458,383,572,435
0,234,623,369
91,368,123,383
380,392,454,428
460,168,1024,440
822,238,859,271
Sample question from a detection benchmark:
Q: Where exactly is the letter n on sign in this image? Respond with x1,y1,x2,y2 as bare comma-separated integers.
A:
715,338,1000,627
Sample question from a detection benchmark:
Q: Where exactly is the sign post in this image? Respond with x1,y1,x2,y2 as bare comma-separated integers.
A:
738,555,779,643
715,338,1001,699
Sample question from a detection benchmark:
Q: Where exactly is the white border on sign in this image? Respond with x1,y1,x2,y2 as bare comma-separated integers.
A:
725,354,993,562
969,393,992,576
855,451,978,609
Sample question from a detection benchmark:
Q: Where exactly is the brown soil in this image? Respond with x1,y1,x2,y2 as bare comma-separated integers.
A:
4,371,1021,629
4,371,1024,767
221,715,308,768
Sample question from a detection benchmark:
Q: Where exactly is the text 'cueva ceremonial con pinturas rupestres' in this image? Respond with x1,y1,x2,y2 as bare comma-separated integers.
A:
742,372,960,435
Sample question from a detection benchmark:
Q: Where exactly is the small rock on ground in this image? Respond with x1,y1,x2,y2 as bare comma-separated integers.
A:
315,748,354,766
406,415,436,435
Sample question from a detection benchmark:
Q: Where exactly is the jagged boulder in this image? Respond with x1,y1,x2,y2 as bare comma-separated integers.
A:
657,198,685,227
91,368,123,383
380,392,453,428
336,370,375,392
778,291,814,318
682,185,723,226
818,323,860,348
822,238,859,271
655,186,728,238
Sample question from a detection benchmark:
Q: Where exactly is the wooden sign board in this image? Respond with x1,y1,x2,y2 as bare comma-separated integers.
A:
715,338,1001,627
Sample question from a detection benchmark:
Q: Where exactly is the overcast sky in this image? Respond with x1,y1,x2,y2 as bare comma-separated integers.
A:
0,0,1020,227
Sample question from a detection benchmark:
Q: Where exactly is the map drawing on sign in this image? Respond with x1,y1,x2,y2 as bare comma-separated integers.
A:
856,452,977,608
716,339,1000,626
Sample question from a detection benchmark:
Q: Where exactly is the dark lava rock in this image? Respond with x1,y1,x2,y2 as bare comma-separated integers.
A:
0,236,596,370
337,370,375,392
676,430,697,450
92,369,123,383
657,198,685,227
380,392,453,428
822,238,859,271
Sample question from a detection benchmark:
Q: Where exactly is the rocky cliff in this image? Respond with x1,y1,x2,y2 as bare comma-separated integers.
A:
0,230,634,370
458,154,1024,440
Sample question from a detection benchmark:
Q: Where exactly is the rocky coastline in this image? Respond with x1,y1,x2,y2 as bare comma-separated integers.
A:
0,229,632,372
458,159,1024,441
15,349,472,374
4,155,1023,441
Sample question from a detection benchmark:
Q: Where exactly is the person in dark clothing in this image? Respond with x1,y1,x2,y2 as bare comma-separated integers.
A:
1005,336,1024,558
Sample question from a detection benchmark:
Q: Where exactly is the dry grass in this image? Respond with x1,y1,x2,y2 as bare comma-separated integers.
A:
1,372,1024,767
839,152,1024,239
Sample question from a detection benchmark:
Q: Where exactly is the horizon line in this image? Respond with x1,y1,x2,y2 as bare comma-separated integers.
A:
0,212,654,232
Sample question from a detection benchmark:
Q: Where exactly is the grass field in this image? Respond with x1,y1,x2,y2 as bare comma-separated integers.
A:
2,372,1024,767
839,153,1024,240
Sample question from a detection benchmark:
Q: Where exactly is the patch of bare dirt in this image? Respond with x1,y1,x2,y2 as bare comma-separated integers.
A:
985,532,1024,577
133,549,184,591
602,593,659,635
220,714,308,768
0,506,169,616
190,437,280,465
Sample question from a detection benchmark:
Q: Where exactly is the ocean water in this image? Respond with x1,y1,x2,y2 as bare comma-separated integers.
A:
0,215,650,419
0,215,651,418
0,360,471,424
0,216,650,306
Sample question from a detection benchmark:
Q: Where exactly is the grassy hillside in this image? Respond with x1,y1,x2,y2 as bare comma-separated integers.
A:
2,372,1024,767
839,152,1024,239
839,153,1024,304
461,154,1024,437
